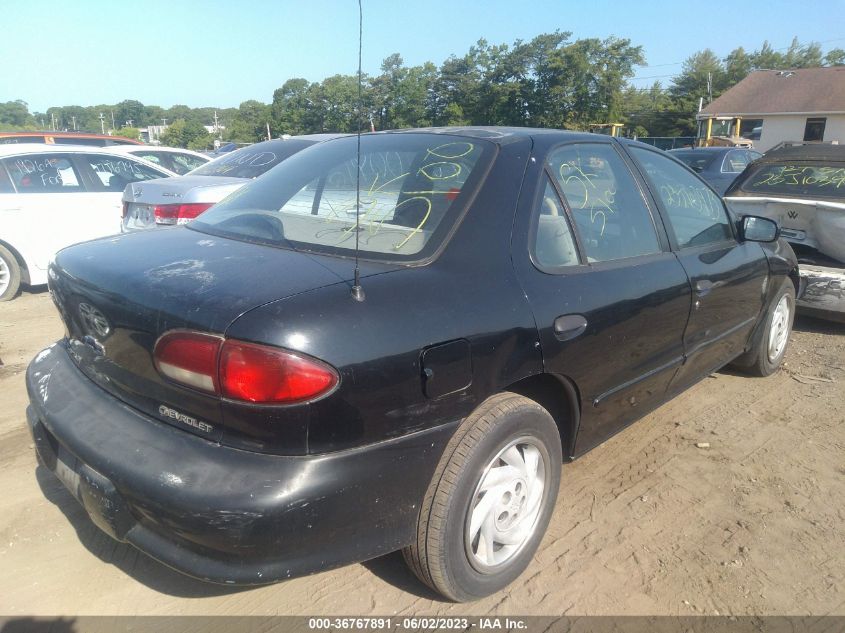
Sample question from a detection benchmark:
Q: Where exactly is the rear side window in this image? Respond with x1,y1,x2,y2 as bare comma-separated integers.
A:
738,162,845,200
547,143,660,262
1,154,83,192
170,153,207,174
532,178,580,268
722,150,749,173
670,151,717,173
630,146,733,248
80,154,165,191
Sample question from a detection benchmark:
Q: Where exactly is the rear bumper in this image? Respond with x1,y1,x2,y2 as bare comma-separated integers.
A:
27,342,457,585
797,265,845,320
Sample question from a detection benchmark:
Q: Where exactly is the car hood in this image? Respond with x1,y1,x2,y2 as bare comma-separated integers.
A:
123,175,248,205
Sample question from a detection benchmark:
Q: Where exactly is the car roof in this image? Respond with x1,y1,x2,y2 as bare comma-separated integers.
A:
370,126,602,145
667,147,736,154
759,143,845,162
0,143,177,175
108,145,207,157
0,143,151,156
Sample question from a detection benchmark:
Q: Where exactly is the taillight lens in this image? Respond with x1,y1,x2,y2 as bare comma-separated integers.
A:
220,341,338,404
153,331,338,404
154,331,221,393
154,203,214,225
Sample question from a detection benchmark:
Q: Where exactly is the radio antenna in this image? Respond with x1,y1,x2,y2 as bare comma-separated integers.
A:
350,0,366,302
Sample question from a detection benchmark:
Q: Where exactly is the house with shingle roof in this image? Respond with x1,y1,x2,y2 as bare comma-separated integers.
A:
698,66,845,152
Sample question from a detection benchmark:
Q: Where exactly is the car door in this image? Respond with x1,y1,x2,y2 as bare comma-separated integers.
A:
626,146,769,392
71,152,171,239
0,152,92,275
513,139,692,454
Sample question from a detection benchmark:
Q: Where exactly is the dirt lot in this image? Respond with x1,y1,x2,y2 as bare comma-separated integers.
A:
0,288,843,617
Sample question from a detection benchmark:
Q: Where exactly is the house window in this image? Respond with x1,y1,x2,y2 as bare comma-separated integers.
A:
803,118,826,142
739,119,763,140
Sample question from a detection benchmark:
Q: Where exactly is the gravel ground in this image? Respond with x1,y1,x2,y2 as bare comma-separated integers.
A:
0,288,843,617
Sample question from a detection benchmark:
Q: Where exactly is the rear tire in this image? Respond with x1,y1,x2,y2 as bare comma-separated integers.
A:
403,392,562,602
0,245,21,302
734,280,795,377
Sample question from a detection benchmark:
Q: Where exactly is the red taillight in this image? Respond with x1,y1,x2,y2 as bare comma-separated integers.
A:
153,332,338,404
154,331,222,393
154,203,214,225
220,341,338,404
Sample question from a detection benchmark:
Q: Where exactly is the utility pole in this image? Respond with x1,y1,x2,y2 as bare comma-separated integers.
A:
110,111,115,131
266,122,271,141
213,110,219,135
72,116,77,131
99,113,105,134
707,71,713,104
161,118,167,126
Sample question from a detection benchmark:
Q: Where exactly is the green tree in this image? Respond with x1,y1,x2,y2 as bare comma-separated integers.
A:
0,100,35,128
114,126,140,141
225,100,271,143
271,78,312,135
159,119,212,149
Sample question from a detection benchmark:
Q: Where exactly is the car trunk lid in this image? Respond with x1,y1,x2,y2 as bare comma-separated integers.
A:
122,176,247,231
48,227,392,452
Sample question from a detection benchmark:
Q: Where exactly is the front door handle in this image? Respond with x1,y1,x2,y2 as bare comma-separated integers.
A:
554,314,588,341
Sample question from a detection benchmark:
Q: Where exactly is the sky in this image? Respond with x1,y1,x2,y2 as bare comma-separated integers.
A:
2,0,845,113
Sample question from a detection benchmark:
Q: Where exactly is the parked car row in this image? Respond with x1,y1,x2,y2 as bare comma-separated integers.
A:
121,135,338,231
0,136,332,301
0,144,174,301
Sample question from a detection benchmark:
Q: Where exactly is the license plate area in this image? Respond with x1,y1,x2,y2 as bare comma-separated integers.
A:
126,203,155,228
55,446,81,500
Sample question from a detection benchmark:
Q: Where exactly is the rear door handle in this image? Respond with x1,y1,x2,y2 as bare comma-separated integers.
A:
695,279,723,297
554,314,588,341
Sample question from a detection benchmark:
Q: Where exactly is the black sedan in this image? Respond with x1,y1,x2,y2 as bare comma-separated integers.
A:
668,146,762,195
27,128,798,602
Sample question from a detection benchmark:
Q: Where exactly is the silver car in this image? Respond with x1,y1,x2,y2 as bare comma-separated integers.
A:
121,135,340,231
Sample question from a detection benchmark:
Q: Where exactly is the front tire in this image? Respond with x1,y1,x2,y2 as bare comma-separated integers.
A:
0,244,21,302
403,392,562,601
734,280,795,377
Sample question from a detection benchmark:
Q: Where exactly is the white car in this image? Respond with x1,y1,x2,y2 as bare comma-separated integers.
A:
0,144,174,301
104,145,210,175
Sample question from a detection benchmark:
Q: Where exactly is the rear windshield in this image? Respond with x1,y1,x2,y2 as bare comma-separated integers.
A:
739,162,845,199
190,133,495,262
190,140,313,178
669,151,717,172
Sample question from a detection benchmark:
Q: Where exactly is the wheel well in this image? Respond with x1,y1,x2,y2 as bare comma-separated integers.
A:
789,267,800,298
0,239,30,285
506,373,580,460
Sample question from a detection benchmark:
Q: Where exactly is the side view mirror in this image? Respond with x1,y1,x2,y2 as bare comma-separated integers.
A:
741,215,779,243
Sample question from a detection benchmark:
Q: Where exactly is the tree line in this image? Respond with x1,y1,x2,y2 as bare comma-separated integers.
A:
1,33,842,148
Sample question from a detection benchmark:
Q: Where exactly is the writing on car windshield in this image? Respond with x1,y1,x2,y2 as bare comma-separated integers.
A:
191,142,310,178
191,134,494,262
742,163,845,199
